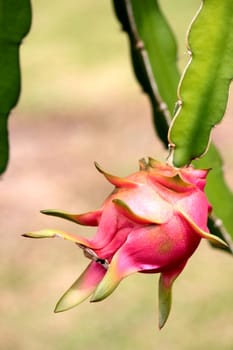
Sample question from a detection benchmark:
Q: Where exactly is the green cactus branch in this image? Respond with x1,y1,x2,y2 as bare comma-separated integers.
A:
168,0,233,167
113,0,179,145
121,0,172,119
194,144,233,254
0,0,32,174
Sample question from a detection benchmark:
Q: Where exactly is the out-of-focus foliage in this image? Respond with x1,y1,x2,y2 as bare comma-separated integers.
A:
0,0,32,173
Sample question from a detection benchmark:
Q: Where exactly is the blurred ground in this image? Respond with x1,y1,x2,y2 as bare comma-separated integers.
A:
1,1,233,349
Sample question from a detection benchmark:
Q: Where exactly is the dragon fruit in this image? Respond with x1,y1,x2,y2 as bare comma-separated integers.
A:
24,158,226,328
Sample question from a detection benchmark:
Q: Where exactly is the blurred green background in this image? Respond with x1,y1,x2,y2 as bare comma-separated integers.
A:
1,1,233,349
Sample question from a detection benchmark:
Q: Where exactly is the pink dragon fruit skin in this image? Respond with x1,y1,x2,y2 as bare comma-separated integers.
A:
24,158,226,328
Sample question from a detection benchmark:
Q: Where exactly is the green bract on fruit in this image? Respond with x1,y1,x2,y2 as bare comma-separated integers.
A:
24,158,226,328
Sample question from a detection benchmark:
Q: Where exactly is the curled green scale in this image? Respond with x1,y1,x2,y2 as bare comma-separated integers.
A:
169,0,233,167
